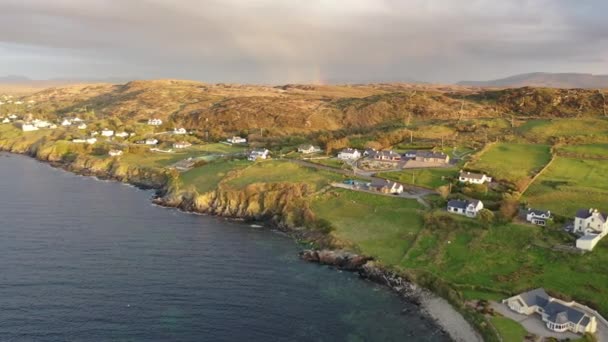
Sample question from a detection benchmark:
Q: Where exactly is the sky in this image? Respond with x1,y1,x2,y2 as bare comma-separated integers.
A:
0,0,606,84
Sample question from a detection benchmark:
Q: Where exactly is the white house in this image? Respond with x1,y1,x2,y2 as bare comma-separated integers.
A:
148,118,163,126
248,148,270,161
91,131,99,136
77,123,87,130
8,114,18,120
526,208,552,226
447,199,484,218
173,128,187,135
503,288,597,334
227,136,247,144
86,137,97,144
173,141,192,149
337,148,361,160
101,129,114,137
298,144,322,154
574,208,608,251
2,118,10,123
108,150,123,157
459,171,492,184
61,119,72,126
115,132,129,138
21,123,39,132
14,101,23,105
72,118,83,122
72,138,86,143
32,119,52,128
145,138,158,145
369,179,404,194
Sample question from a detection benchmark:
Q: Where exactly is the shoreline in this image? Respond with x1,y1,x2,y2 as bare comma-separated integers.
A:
1,150,483,342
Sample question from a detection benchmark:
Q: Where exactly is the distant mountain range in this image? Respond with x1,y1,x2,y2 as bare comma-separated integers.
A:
458,72,608,89
0,75,136,85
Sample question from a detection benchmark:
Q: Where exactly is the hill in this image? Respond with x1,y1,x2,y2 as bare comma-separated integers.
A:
6,80,607,137
459,72,608,89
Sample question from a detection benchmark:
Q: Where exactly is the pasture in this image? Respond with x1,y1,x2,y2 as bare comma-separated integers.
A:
226,160,343,190
524,157,608,216
311,189,425,265
466,143,551,183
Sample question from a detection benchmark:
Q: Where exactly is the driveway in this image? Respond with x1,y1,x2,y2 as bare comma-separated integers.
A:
490,302,580,340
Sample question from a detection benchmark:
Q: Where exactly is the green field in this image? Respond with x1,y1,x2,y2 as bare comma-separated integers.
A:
558,143,608,158
467,143,551,183
311,189,425,264
490,316,527,342
378,167,457,189
310,189,608,315
180,160,250,193
308,158,347,169
524,156,608,216
518,118,608,140
227,160,343,190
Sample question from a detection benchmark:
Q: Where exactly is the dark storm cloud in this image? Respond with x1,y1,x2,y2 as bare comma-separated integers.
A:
0,0,606,83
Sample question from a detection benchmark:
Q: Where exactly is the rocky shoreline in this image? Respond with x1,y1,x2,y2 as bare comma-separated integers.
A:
2,150,483,342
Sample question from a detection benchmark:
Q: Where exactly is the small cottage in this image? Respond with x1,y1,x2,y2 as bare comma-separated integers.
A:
459,171,492,184
526,208,551,226
297,144,321,154
337,148,361,160
248,148,269,161
227,136,247,144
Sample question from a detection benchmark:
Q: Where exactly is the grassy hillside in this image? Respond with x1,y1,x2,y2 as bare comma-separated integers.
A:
3,80,606,140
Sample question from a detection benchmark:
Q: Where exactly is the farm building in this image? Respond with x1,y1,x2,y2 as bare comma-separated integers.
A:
415,151,450,164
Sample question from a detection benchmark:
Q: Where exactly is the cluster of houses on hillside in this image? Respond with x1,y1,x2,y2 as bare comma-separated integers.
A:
336,148,451,166
452,169,607,251
504,288,600,335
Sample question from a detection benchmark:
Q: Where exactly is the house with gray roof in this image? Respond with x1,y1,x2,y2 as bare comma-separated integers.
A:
504,288,598,334
447,199,483,218
526,208,552,226
371,150,401,161
415,151,450,164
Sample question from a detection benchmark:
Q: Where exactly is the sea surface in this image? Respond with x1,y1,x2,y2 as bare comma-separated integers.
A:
0,153,450,342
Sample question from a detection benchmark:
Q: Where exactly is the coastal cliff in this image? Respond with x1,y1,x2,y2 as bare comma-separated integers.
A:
0,138,485,342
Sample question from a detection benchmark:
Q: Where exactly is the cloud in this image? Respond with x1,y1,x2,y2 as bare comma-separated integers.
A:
0,0,606,83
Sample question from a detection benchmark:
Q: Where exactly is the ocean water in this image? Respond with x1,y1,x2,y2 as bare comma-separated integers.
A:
0,153,450,342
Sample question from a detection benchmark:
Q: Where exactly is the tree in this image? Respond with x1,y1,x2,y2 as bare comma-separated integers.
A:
436,185,451,199
478,209,495,228
499,192,520,221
